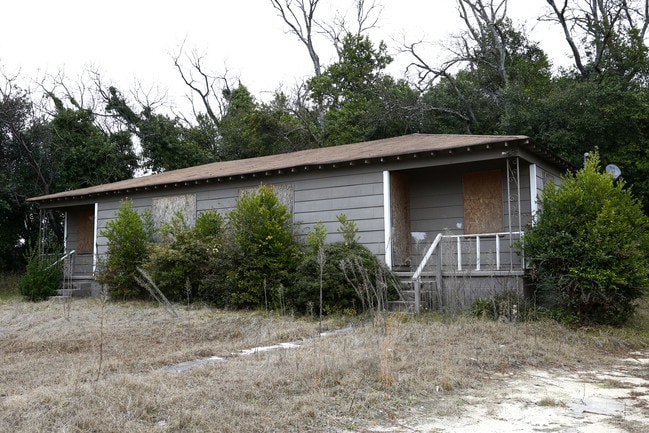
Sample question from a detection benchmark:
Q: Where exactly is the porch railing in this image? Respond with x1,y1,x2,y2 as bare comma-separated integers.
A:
49,249,76,271
410,232,524,313
444,232,524,272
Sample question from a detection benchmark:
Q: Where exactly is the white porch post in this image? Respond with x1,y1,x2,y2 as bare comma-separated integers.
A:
529,164,538,223
63,211,68,251
383,170,392,268
92,203,98,274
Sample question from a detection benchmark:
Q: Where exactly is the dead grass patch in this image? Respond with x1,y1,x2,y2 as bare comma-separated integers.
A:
0,272,21,300
1,297,648,432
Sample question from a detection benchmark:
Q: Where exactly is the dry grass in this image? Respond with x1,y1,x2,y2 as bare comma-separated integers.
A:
0,272,21,301
1,296,648,432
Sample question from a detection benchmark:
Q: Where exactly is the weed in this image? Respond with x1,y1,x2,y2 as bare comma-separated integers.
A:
538,397,564,407
0,272,21,300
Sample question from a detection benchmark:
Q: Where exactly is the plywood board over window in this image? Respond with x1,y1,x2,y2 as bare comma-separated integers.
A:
152,194,197,228
463,170,503,234
240,184,295,217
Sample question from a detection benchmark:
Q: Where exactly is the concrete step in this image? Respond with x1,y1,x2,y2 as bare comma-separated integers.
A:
57,288,86,297
59,280,96,297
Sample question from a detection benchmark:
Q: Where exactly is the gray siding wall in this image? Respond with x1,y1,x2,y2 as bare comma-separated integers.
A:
292,170,385,256
94,166,387,262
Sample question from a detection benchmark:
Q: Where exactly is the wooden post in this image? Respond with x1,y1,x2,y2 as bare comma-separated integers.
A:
414,278,421,314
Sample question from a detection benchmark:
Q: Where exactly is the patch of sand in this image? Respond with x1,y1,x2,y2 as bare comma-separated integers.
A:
362,352,649,433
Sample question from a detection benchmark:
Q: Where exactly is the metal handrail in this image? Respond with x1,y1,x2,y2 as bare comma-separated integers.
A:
47,249,76,269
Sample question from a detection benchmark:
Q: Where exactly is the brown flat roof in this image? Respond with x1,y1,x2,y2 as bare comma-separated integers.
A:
28,133,560,204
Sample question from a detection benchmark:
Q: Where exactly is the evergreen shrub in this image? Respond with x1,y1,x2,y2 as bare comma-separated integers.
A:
292,216,399,315
19,251,63,301
146,210,224,302
226,185,301,309
522,151,649,325
97,199,155,299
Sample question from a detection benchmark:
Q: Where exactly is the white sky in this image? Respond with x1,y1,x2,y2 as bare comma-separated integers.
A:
1,0,567,107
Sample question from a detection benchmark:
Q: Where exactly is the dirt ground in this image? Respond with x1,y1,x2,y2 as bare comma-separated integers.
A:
350,352,649,432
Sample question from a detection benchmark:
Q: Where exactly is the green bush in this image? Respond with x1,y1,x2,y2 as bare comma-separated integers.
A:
97,199,155,299
198,232,239,307
292,241,399,315
19,252,63,301
145,210,224,302
522,151,649,325
226,185,301,309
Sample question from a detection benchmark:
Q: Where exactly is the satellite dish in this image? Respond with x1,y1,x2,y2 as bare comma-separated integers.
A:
605,164,622,180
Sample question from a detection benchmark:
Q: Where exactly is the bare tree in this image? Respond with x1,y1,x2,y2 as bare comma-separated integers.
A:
543,0,649,78
171,42,238,126
400,0,511,133
402,39,476,132
270,0,323,77
457,0,509,85
318,0,383,56
402,0,510,88
270,0,382,74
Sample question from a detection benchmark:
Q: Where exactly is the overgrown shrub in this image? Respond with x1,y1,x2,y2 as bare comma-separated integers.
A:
97,199,155,299
226,185,301,309
292,219,399,315
522,151,649,326
19,251,63,301
145,210,224,302
470,291,535,322
198,231,240,307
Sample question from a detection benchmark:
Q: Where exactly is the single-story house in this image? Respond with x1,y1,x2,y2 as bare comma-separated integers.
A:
28,134,568,311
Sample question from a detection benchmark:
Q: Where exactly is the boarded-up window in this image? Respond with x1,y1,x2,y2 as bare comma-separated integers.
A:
463,170,503,234
76,207,95,254
240,184,294,217
152,194,197,228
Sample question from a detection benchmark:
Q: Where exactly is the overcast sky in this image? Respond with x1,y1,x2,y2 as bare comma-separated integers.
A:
1,0,566,106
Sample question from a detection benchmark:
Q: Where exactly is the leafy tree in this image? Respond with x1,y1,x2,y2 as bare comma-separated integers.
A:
218,84,261,160
0,84,57,270
308,33,417,145
506,72,649,210
104,86,216,172
522,151,649,325
226,185,301,309
98,199,155,299
49,97,137,190
536,1,649,211
250,92,320,154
